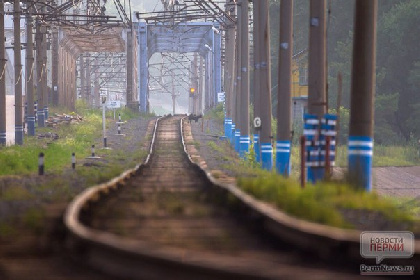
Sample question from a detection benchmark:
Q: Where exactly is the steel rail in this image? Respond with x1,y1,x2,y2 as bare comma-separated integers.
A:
64,117,420,279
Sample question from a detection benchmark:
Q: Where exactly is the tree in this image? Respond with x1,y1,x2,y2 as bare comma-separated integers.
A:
376,0,420,141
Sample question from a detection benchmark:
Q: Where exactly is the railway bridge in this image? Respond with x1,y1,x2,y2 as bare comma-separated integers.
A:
1,1,419,279
0,0,376,191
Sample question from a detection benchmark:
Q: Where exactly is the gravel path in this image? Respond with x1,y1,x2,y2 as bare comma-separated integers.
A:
374,166,420,198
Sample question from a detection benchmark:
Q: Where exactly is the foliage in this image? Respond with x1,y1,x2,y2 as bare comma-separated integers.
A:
268,0,420,145
0,110,103,175
328,106,349,145
205,103,224,125
238,172,415,229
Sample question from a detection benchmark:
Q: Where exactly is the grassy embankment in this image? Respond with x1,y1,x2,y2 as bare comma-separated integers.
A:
0,102,145,176
0,102,151,238
204,104,420,230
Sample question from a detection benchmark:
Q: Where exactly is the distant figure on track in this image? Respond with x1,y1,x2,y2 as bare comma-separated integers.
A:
188,114,203,123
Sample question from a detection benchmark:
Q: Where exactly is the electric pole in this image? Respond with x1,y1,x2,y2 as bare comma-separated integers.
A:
126,29,134,109
0,0,6,145
199,56,204,114
14,0,23,145
308,0,327,117
36,17,45,127
258,0,273,169
307,0,327,182
234,0,242,152
52,27,59,106
276,0,293,175
26,6,35,136
224,0,236,142
41,5,48,120
252,1,261,163
239,0,250,157
348,0,378,191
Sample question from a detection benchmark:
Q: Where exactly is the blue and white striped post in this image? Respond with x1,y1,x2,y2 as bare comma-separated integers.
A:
234,129,241,152
261,143,273,170
15,125,24,145
275,140,291,176
34,101,38,122
27,116,36,136
0,132,6,145
230,123,236,144
44,106,49,120
320,114,337,171
225,118,232,140
304,114,322,183
239,135,250,158
253,134,260,163
348,136,373,191
37,108,45,127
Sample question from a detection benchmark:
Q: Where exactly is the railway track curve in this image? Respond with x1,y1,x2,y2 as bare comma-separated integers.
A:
64,115,384,279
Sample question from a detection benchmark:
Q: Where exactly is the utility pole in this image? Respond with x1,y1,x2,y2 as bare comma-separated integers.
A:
199,56,204,114
276,0,293,175
86,55,91,106
239,0,250,158
308,0,327,117
171,71,176,115
0,0,6,145
51,27,59,106
307,0,327,182
257,0,272,169
348,0,377,191
126,29,134,109
36,17,45,127
224,0,235,142
80,57,85,101
234,0,242,152
252,1,261,163
41,5,48,120
14,0,23,145
26,6,35,136
193,53,198,115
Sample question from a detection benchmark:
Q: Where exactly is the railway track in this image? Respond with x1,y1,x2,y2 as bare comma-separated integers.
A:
64,116,375,279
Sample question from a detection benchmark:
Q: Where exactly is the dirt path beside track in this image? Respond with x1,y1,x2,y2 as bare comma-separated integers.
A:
373,166,420,198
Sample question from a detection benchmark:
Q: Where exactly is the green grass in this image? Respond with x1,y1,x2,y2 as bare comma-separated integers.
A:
208,140,224,153
0,101,151,176
0,185,34,201
237,171,416,229
0,111,102,175
204,103,224,125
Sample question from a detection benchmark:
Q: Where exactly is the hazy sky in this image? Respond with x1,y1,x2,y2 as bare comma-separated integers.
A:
106,0,163,17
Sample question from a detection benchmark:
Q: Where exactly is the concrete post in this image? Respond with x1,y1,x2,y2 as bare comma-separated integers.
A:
14,0,23,145
258,0,273,169
307,0,327,182
276,0,294,175
252,1,261,163
234,1,242,152
26,7,35,136
348,0,378,191
36,19,45,127
0,1,5,145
